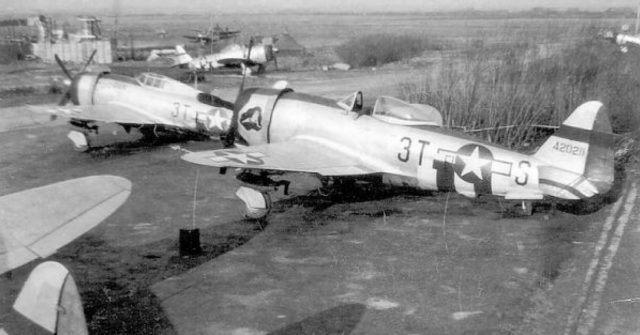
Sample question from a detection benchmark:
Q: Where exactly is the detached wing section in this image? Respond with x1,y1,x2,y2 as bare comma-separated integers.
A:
29,102,170,125
182,139,378,176
0,175,131,274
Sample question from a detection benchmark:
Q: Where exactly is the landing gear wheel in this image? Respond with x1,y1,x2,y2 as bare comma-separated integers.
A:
67,130,89,152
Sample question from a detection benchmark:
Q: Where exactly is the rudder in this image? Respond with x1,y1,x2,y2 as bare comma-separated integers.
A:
533,101,615,199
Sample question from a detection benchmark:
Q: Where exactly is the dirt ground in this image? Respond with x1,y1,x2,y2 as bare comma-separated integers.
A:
1,13,640,335
0,66,638,334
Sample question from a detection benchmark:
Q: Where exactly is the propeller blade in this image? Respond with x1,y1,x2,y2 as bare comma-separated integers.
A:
55,54,73,80
79,49,98,73
237,37,254,97
58,90,71,106
225,38,255,148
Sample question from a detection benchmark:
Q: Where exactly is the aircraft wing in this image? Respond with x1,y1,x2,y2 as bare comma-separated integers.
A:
219,31,240,39
182,139,378,176
184,35,216,43
0,175,131,274
29,102,170,125
216,58,259,67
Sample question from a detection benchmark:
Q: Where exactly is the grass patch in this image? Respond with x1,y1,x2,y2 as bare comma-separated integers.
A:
48,219,268,335
335,33,442,68
400,27,640,149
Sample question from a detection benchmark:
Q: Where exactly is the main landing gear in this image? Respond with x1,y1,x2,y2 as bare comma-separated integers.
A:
67,121,144,152
235,170,291,195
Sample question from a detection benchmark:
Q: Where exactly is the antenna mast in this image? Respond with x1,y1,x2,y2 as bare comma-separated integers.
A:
634,1,640,36
113,0,120,41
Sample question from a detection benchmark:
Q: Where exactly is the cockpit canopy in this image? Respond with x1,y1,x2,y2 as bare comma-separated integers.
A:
136,72,169,88
372,96,443,127
337,91,363,112
135,72,199,96
197,92,234,109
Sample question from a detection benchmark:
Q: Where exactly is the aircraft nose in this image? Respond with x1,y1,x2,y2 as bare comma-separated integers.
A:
67,73,100,105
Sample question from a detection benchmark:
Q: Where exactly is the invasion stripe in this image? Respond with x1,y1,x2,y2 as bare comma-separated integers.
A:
539,178,589,199
555,125,617,147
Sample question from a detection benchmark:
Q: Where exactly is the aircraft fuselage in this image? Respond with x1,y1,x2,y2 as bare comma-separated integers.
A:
93,76,231,134
65,72,233,150
238,91,542,199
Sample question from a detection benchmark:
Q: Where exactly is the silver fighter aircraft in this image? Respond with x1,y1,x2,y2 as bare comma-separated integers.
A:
30,54,234,151
603,30,640,53
173,37,278,74
183,25,241,45
182,87,615,215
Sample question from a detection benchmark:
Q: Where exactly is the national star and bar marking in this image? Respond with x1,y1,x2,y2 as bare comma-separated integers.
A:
207,150,265,165
205,109,230,131
437,145,512,182
459,146,491,179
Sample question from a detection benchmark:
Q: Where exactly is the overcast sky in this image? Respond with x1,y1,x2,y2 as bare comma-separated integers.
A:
2,0,638,15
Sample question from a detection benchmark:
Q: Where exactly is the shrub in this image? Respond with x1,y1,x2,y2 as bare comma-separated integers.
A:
335,34,440,68
400,33,640,149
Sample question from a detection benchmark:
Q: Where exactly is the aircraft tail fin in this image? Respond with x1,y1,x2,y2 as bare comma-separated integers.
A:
533,101,615,199
9,262,88,335
172,44,193,67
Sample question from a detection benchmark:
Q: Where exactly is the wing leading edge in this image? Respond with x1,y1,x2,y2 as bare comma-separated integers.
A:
182,139,378,176
0,175,132,274
29,102,170,125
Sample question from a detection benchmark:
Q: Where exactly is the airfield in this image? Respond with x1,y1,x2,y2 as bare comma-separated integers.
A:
2,12,640,335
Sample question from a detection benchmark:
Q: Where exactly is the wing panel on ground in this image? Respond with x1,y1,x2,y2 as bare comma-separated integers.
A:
182,140,377,176
0,175,132,274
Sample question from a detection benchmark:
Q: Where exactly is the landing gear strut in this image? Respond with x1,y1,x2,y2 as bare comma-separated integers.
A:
236,170,291,195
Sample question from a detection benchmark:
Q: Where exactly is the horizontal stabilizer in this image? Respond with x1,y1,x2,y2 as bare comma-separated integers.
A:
12,261,88,335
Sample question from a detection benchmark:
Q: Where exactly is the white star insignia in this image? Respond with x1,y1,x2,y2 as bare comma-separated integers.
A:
208,151,265,165
223,152,254,164
206,109,229,131
459,147,490,179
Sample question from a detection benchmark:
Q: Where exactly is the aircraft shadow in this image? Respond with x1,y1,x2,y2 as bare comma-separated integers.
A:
534,161,630,286
85,132,212,158
267,303,366,335
277,177,434,213
536,217,592,286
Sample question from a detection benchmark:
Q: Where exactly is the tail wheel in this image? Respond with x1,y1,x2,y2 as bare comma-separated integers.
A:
521,201,533,216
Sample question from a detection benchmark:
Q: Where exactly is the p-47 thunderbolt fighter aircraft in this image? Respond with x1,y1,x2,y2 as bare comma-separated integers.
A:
182,87,615,214
173,38,278,74
30,55,234,151
183,25,241,45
